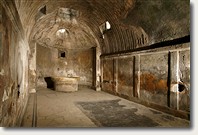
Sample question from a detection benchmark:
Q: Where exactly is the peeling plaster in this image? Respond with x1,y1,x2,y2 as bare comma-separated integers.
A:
0,69,4,76
2,90,8,102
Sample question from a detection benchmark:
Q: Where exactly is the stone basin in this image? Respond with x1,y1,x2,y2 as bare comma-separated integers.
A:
51,76,80,92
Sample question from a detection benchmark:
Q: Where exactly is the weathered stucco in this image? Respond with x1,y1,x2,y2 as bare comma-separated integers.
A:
36,44,94,87
0,3,29,126
140,53,168,106
102,58,114,93
117,57,133,97
0,0,190,127
178,50,190,111
101,43,190,119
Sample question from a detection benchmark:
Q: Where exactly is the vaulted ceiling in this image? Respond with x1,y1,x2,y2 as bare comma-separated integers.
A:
14,0,135,50
14,0,189,53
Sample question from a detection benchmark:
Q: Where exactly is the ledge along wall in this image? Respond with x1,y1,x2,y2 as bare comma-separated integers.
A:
101,38,190,120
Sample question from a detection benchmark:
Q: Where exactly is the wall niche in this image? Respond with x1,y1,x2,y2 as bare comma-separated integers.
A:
58,50,67,59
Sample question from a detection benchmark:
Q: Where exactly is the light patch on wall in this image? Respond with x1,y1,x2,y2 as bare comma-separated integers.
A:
0,69,4,75
29,89,36,93
66,70,77,77
17,39,30,95
81,76,87,81
2,90,8,102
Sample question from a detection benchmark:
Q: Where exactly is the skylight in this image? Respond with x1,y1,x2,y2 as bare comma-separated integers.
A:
105,21,111,30
58,28,66,34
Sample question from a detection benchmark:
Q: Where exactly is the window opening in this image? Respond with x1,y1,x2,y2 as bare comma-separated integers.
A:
58,50,66,58
99,21,111,39
40,5,46,14
105,21,111,30
61,52,65,57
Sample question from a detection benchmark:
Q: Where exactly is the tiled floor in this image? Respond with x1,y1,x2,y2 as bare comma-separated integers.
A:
21,86,190,128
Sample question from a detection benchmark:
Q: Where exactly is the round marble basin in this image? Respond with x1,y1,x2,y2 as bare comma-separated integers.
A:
51,76,79,92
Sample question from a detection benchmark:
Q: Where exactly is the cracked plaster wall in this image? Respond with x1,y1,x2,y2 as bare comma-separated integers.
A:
0,0,191,126
101,44,190,118
101,0,190,119
36,44,94,88
0,3,30,126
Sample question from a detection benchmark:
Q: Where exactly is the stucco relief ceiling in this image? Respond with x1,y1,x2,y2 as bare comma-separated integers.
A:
30,8,97,50
14,0,135,50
